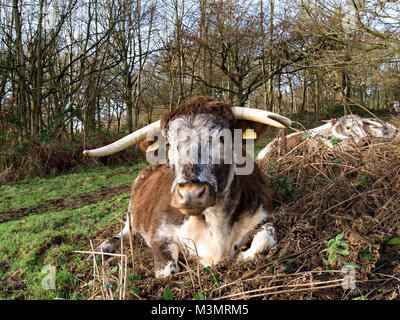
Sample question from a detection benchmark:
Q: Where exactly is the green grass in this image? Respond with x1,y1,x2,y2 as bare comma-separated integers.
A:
0,191,131,300
255,135,275,157
0,163,147,211
0,162,147,300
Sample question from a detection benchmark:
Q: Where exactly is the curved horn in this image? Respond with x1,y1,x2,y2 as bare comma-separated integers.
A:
331,121,349,140
363,119,383,128
83,120,161,157
231,107,291,128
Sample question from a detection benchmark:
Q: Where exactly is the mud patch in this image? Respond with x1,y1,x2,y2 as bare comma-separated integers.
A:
0,183,132,224
0,261,10,274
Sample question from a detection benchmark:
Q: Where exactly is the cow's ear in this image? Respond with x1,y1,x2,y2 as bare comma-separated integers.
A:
235,120,271,144
139,134,165,153
331,119,337,126
139,139,155,153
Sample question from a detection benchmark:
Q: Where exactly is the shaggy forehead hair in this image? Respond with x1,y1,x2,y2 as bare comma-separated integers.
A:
161,97,236,192
160,96,235,132
166,114,228,191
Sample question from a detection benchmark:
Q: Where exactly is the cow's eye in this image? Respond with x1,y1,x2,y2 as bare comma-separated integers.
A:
346,127,351,130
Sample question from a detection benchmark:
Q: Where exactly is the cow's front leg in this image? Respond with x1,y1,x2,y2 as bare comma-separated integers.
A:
87,214,132,260
238,223,277,261
150,240,180,278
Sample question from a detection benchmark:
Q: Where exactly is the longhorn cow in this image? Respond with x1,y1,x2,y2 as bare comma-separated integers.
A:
84,96,291,277
257,115,400,161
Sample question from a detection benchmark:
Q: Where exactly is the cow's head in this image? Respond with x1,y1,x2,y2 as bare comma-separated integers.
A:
330,115,369,146
83,96,291,215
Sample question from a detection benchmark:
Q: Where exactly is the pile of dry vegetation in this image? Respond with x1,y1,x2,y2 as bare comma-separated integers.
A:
82,116,400,300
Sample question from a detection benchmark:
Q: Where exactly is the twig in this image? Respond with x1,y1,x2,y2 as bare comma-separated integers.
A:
223,283,345,300
127,214,136,274
367,207,400,232
100,246,112,300
176,239,197,292
73,250,126,257
376,273,400,283
216,278,345,300
212,269,343,293
175,236,204,294
119,227,124,300
89,240,105,300
123,250,128,300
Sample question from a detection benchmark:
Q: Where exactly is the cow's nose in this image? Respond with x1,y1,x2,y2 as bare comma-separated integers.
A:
171,183,216,212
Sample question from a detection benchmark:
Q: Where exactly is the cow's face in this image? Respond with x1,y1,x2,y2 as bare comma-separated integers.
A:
333,115,368,146
164,113,235,215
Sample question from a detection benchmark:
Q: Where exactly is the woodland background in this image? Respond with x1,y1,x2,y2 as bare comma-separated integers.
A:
1,1,400,300
1,0,400,181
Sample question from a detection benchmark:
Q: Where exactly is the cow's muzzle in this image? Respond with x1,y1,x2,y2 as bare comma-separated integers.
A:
171,183,216,215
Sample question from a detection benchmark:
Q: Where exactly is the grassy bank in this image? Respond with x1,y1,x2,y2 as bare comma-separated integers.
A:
0,163,146,299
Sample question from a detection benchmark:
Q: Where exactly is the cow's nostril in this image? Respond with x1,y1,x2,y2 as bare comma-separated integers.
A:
177,187,184,199
198,186,205,198
172,183,216,212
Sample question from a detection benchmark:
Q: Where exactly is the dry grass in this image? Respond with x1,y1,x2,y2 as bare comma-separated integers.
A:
81,115,400,300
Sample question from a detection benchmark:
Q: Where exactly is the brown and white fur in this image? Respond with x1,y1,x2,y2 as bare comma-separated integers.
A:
93,97,277,277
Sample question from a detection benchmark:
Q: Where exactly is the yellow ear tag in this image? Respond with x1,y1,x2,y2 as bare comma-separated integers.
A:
243,129,257,140
146,143,159,153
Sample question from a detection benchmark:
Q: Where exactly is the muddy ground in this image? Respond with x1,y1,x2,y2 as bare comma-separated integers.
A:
0,183,131,224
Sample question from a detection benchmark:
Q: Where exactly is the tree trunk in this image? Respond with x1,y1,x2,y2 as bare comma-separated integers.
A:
288,75,295,114
126,75,134,133
31,0,44,138
277,71,282,114
267,0,274,112
300,70,307,114
174,0,185,103
12,0,29,137
260,0,268,110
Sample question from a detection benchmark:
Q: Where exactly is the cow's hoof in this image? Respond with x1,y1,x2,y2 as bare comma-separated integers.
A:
238,223,277,261
155,261,180,278
87,240,116,261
